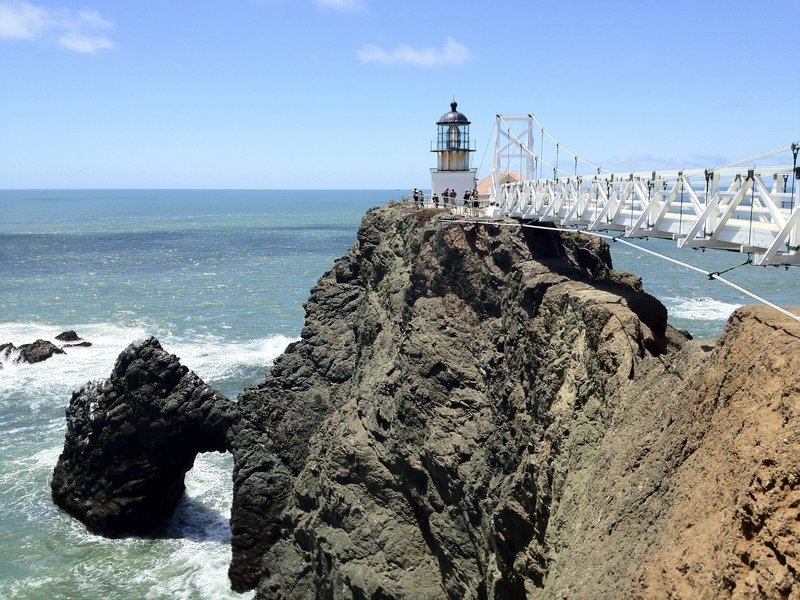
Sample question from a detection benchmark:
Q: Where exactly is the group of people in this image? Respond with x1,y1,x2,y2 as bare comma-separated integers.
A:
410,187,481,213
434,187,459,206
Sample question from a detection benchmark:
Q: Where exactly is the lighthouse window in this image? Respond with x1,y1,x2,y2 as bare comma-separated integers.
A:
448,124,461,149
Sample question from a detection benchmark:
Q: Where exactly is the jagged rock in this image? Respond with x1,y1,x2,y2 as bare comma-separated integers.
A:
228,206,688,596
0,342,14,361
1,339,66,364
56,330,81,342
17,339,65,363
1,337,90,363
636,306,800,599
232,207,800,598
51,204,800,599
51,337,235,536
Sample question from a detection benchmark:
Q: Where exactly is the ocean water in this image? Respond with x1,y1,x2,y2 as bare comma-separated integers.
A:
0,190,393,600
0,189,796,599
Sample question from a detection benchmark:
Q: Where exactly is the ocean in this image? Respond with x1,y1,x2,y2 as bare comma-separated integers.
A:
0,189,796,599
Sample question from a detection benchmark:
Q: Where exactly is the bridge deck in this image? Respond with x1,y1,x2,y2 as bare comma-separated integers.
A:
486,115,799,266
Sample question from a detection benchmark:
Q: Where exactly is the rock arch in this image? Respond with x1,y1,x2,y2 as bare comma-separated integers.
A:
51,337,235,536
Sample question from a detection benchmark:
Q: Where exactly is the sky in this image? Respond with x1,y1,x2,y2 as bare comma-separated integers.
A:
1,0,798,189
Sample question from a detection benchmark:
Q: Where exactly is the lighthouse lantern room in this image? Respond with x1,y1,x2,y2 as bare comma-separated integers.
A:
431,101,477,202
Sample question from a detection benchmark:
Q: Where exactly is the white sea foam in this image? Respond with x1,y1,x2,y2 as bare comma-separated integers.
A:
65,454,252,599
3,575,60,598
0,322,295,408
134,454,254,599
665,296,743,321
0,321,278,598
0,322,149,409
168,333,295,384
134,539,255,600
168,453,235,542
28,446,62,471
184,453,234,512
59,529,254,600
0,445,62,527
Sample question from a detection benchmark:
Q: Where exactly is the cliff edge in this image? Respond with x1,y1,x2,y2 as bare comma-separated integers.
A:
52,204,800,599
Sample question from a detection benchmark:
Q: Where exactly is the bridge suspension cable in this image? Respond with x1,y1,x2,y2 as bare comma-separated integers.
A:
525,112,602,173
496,115,574,178
713,145,794,170
488,112,800,267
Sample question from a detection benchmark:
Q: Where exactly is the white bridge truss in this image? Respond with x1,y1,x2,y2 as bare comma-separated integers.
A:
488,114,800,266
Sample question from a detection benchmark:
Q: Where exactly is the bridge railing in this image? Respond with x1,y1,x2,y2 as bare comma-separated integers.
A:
490,166,800,265
486,113,799,265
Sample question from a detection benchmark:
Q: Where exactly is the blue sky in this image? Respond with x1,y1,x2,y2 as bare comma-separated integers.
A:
1,0,798,189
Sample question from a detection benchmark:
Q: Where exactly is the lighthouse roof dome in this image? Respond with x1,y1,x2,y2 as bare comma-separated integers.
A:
437,101,470,125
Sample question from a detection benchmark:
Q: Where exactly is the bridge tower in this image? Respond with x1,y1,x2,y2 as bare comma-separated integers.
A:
431,101,476,202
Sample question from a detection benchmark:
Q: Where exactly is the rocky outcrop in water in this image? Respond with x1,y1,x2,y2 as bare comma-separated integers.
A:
1,339,66,364
55,330,81,342
51,337,234,535
1,331,92,365
56,330,92,347
52,205,800,598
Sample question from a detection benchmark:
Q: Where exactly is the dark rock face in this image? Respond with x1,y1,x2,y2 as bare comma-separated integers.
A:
51,337,235,536
1,338,74,364
17,339,65,363
51,205,800,598
227,207,686,597
0,342,14,361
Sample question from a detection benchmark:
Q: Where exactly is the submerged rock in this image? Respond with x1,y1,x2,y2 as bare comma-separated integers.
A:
55,330,81,342
51,337,235,536
56,330,92,348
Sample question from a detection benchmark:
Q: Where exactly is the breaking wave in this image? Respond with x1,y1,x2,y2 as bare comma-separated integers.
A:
664,296,743,322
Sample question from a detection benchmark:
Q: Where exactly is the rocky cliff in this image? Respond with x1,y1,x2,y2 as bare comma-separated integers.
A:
52,204,800,599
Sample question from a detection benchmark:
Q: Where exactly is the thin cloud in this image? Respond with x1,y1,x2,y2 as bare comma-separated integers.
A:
0,1,115,53
358,36,470,67
58,32,113,53
315,0,365,11
0,0,46,38
601,152,729,172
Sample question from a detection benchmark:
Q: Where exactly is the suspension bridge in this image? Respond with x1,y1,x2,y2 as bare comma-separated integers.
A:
487,114,800,267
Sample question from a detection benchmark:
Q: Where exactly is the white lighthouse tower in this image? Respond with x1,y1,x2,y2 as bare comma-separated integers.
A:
431,101,476,202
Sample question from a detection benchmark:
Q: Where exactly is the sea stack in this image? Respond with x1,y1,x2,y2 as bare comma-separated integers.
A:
53,204,800,598
51,337,235,535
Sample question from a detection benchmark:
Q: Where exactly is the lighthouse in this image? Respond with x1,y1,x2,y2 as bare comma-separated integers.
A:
431,101,476,203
